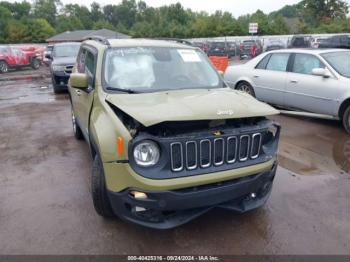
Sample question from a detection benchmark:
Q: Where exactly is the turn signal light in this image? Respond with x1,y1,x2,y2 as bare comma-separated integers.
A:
117,136,124,156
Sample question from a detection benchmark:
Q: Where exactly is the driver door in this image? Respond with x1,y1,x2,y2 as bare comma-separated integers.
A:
284,53,340,115
70,46,97,140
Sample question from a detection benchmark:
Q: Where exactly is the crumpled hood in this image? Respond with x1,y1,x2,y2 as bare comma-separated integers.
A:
106,88,279,127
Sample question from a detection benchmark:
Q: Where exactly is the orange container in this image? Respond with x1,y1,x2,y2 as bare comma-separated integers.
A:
208,56,229,72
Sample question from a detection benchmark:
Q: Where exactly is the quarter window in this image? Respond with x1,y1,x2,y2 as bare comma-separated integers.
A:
255,54,271,69
292,54,325,75
85,51,96,75
265,53,289,72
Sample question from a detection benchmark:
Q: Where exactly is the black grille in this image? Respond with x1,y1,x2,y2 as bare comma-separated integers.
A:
64,65,74,75
170,133,262,172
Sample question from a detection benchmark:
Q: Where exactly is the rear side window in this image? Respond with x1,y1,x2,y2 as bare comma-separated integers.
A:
265,53,289,72
255,54,271,69
292,54,325,75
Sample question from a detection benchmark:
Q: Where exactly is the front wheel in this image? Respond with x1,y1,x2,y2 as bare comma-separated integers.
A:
92,155,115,218
31,58,40,70
342,106,350,134
0,60,9,73
236,82,256,97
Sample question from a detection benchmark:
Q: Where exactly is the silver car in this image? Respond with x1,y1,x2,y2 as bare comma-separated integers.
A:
224,49,350,133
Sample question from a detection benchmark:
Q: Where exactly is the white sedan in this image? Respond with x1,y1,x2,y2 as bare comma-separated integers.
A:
224,49,350,133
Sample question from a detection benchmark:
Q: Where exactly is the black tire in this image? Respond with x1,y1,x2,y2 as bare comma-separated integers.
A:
71,108,84,140
92,155,115,218
236,81,256,97
0,60,9,73
31,58,40,70
342,106,350,134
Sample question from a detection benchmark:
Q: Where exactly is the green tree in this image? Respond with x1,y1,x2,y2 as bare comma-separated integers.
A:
33,0,60,26
0,6,11,42
56,15,84,33
28,18,55,42
93,20,115,30
6,20,30,43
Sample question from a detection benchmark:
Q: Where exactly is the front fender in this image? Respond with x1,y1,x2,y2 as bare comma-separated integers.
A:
89,94,132,163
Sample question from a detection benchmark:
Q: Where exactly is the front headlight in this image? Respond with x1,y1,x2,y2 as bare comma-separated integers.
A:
52,65,65,72
133,140,160,167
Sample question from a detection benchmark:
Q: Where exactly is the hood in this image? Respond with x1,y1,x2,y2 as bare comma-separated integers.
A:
106,88,279,127
52,56,76,66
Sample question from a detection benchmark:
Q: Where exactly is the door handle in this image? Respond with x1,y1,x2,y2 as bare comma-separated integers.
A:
75,89,81,96
253,75,260,78
290,80,298,84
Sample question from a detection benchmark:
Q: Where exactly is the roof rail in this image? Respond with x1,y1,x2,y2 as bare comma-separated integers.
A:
152,38,193,46
83,35,111,46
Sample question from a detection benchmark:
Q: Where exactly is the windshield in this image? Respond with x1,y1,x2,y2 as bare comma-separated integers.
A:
53,44,80,58
322,51,350,78
104,47,222,92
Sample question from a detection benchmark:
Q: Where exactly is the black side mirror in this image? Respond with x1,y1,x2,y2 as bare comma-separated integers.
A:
45,53,52,60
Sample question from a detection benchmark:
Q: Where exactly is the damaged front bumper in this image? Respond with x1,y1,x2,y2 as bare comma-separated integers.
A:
107,162,277,229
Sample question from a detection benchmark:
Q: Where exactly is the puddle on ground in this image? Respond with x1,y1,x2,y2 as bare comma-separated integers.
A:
274,115,350,176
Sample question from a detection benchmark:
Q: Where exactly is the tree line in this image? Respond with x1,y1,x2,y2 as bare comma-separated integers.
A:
0,0,349,44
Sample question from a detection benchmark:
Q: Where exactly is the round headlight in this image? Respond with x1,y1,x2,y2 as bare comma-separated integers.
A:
133,140,160,167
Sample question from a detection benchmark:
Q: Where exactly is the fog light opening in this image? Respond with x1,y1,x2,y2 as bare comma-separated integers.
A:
129,191,148,199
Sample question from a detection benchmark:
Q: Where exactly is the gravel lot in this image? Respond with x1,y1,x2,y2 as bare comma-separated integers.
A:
0,67,350,255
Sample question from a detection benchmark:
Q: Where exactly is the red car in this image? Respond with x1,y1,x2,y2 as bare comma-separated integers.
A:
0,46,42,73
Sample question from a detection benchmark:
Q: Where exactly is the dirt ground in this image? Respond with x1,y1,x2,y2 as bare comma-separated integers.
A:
0,67,350,255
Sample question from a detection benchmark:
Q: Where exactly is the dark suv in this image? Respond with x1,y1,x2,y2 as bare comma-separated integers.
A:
288,35,313,48
319,35,350,49
46,42,80,93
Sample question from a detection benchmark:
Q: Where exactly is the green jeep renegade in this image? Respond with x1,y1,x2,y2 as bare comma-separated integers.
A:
68,37,281,229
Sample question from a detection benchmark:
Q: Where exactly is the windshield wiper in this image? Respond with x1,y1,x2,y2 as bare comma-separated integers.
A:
106,87,138,94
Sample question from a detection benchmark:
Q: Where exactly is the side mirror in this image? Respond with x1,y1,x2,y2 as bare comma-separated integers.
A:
70,73,88,89
312,68,330,78
45,53,52,60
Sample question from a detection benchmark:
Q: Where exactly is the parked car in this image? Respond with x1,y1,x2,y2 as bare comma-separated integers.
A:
207,42,228,57
319,35,350,49
192,41,210,54
0,45,41,73
44,44,54,66
68,38,281,229
311,37,327,48
288,35,313,48
239,40,263,59
47,42,80,93
265,40,285,52
224,49,350,133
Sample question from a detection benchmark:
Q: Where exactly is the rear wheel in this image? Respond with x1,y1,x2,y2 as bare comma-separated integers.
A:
236,82,256,97
92,155,115,218
342,106,350,134
31,58,40,70
0,61,8,73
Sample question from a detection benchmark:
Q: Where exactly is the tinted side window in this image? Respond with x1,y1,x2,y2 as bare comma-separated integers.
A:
255,54,271,69
266,53,289,72
85,51,96,75
292,54,325,75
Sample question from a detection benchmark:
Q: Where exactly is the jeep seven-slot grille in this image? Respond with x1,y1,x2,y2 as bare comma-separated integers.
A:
170,133,262,172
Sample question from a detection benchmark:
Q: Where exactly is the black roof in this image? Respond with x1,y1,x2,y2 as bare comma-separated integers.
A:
46,29,130,43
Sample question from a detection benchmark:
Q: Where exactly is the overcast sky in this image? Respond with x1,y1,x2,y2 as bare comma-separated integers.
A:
54,0,302,17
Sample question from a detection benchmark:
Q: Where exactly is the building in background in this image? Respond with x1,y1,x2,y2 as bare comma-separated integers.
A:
46,29,130,44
